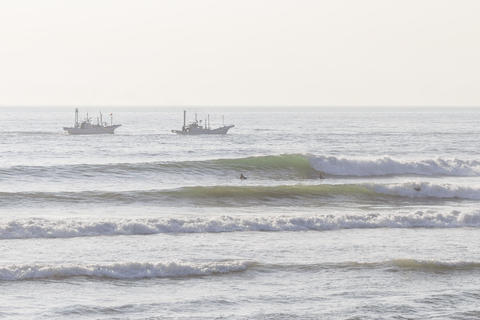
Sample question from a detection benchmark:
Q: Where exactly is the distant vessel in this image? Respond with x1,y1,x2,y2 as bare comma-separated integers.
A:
172,111,234,135
63,108,121,135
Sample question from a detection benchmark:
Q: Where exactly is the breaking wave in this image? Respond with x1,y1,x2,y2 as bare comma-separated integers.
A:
1,210,479,239
371,182,480,200
0,260,252,281
3,154,480,181
310,155,480,177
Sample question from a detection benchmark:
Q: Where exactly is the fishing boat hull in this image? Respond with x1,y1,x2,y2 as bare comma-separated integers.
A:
172,125,234,135
63,125,121,135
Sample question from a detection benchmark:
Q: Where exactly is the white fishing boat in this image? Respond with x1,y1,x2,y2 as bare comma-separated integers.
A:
172,111,234,135
63,109,121,135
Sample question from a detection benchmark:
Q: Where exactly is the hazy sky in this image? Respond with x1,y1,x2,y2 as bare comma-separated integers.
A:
0,0,479,107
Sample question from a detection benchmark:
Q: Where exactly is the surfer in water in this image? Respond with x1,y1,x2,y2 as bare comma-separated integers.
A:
240,173,247,180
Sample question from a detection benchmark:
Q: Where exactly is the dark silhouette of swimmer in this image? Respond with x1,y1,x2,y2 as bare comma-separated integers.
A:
414,186,421,192
240,173,247,180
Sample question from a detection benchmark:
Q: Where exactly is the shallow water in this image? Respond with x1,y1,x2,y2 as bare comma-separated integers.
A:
1,108,479,319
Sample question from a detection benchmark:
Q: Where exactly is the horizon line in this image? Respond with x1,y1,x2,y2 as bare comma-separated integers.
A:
1,105,480,108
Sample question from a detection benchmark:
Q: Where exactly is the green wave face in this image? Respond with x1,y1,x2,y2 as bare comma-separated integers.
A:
0,184,380,207
210,154,313,170
261,259,480,273
1,154,321,181
171,184,373,199
165,184,380,206
179,154,319,179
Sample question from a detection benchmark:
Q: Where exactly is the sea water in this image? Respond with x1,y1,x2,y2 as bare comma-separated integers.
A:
0,108,479,319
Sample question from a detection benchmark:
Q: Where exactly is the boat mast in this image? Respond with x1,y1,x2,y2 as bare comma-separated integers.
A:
183,110,186,130
75,108,79,127
207,114,210,129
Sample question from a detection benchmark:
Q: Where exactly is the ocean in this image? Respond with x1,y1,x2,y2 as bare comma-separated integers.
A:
0,108,479,319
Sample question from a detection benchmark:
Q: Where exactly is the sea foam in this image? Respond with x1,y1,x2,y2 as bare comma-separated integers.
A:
1,210,479,239
309,155,480,177
371,182,480,200
0,260,252,281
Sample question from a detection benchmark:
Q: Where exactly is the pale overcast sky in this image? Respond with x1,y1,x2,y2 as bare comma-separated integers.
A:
0,0,479,107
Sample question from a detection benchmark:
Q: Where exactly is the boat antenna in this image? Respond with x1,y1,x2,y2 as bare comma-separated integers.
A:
110,112,113,126
75,108,79,127
208,114,210,129
100,112,103,126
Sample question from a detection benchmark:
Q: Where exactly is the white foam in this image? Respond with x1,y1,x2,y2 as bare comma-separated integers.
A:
1,211,479,240
309,156,480,176
371,182,480,200
0,260,252,281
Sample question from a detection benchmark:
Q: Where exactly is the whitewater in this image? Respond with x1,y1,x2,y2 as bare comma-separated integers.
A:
1,108,480,319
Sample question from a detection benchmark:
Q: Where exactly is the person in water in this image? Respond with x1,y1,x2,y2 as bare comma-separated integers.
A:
240,173,247,180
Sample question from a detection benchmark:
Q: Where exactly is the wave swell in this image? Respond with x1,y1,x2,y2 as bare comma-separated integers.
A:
0,154,317,180
0,184,373,207
385,259,480,272
313,259,480,273
3,182,480,207
1,259,477,281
